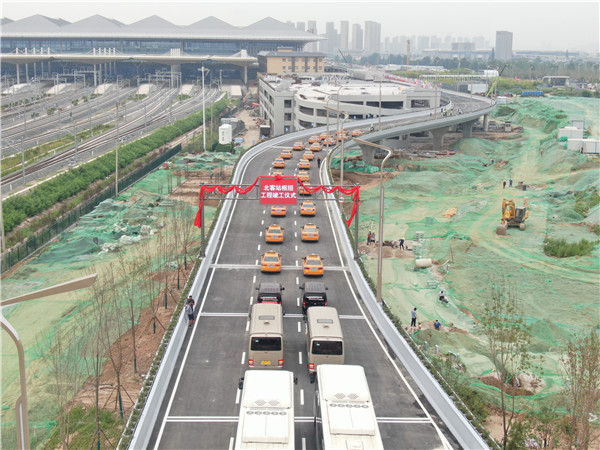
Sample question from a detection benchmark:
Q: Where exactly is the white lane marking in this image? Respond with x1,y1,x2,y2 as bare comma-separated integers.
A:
241,352,246,365
298,351,302,365
166,416,239,423
294,210,297,215
229,437,234,450
297,321,301,333
296,277,299,285
253,275,256,284
249,296,253,305
296,297,300,307
302,438,306,450
259,231,262,237
200,312,250,317
323,185,453,450
235,388,241,404
261,219,264,225
300,389,305,406
295,245,298,252
245,320,250,332
294,232,297,238
263,210,265,214
295,260,299,266
294,220,297,226
257,244,261,251
255,260,259,265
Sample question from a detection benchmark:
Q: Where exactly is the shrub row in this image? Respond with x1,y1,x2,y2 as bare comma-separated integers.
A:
3,99,230,234
543,237,598,258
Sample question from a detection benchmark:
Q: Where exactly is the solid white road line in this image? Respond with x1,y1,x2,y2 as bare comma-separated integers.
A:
229,437,234,450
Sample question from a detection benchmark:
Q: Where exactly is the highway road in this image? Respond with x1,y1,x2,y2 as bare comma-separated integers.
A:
148,132,461,449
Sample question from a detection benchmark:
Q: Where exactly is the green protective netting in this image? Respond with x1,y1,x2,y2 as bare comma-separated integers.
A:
356,97,599,405
1,155,221,448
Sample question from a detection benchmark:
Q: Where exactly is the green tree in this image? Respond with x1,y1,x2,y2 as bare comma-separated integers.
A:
560,329,600,449
480,278,536,449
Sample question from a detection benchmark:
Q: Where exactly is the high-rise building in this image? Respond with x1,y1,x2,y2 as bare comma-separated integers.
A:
305,20,318,51
296,22,305,32
340,21,349,50
323,22,339,54
352,23,363,51
496,30,513,60
364,20,381,54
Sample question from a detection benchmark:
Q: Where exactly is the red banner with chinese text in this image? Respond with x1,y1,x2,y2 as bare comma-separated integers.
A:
260,176,298,204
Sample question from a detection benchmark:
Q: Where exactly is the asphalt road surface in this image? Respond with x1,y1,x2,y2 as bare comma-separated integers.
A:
148,134,461,449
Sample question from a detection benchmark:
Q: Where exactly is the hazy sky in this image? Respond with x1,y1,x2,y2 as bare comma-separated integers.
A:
2,0,599,53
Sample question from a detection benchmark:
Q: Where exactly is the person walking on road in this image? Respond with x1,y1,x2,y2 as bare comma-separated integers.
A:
410,308,417,327
509,179,513,187
503,180,507,189
185,296,195,328
317,157,321,168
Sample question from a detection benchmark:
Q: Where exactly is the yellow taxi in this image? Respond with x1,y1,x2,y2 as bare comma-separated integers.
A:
297,170,309,183
351,129,364,137
280,148,292,159
273,157,285,168
272,170,283,177
270,205,287,216
302,254,324,276
298,159,310,170
300,200,316,216
309,142,322,152
299,183,312,196
308,135,320,144
319,132,329,142
292,141,305,151
324,137,336,147
337,131,349,142
265,224,284,243
303,150,314,160
301,223,319,242
261,251,282,273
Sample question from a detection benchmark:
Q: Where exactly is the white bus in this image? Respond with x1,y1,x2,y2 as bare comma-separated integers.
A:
248,303,284,369
306,307,344,382
314,365,384,450
235,370,295,450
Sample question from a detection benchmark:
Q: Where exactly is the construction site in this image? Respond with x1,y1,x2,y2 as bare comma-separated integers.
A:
1,95,598,447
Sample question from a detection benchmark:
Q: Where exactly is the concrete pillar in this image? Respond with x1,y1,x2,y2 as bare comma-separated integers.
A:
483,114,490,132
25,64,29,81
243,65,248,84
461,119,478,138
34,62,37,79
93,64,97,86
430,127,448,151
16,64,20,84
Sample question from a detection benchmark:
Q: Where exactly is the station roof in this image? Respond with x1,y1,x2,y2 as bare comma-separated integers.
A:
1,14,324,43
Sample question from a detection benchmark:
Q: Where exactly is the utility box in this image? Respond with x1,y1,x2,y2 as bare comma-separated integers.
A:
218,124,232,145
582,139,600,154
571,119,585,130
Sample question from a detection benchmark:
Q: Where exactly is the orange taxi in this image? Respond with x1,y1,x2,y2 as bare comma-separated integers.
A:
301,223,319,242
309,142,322,152
292,141,305,151
302,254,324,276
273,157,285,168
297,170,309,183
324,137,336,147
272,170,283,177
265,224,284,243
351,129,364,137
261,251,282,273
270,205,287,216
299,183,312,196
280,149,292,159
303,150,314,160
319,132,329,142
308,135,320,144
300,200,316,216
298,159,311,170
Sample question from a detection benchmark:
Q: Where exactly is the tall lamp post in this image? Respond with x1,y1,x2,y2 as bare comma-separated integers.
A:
1,274,98,449
324,106,348,187
355,139,392,304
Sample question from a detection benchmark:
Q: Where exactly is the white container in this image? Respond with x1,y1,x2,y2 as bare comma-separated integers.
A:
558,126,584,140
582,140,600,154
218,124,232,144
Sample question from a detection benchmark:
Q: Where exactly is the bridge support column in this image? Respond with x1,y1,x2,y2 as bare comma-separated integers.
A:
243,66,248,85
461,119,478,138
16,64,20,84
93,64,97,86
483,114,490,132
170,65,181,88
430,127,448,151
25,64,29,82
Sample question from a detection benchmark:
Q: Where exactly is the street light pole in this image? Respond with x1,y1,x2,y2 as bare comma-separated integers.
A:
324,106,348,187
202,65,206,152
115,102,119,195
355,139,392,304
378,74,382,131
1,274,98,450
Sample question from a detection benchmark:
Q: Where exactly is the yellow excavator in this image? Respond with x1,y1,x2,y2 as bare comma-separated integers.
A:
496,198,529,235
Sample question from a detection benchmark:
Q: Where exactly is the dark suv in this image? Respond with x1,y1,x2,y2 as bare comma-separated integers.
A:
256,282,284,304
300,282,328,314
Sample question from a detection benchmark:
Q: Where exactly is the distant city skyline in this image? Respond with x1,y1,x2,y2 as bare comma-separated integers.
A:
2,1,599,53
